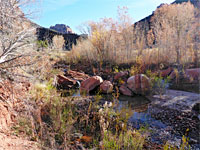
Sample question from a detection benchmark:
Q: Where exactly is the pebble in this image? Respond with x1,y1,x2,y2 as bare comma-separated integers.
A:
148,105,200,149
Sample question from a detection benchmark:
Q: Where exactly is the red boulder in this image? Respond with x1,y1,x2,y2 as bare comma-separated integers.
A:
127,74,150,95
65,70,89,81
56,75,77,89
80,76,103,94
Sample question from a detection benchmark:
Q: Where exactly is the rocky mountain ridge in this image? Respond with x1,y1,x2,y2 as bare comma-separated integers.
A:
50,24,73,34
173,0,200,8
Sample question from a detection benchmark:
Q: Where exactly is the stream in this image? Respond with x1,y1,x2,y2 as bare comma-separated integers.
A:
72,91,199,149
104,95,184,147
119,96,184,146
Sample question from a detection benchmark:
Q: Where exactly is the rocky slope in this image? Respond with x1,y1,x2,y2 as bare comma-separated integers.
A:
0,80,40,150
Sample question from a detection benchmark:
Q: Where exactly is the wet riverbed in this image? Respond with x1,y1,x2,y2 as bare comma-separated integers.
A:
115,96,183,146
100,94,199,149
71,91,199,149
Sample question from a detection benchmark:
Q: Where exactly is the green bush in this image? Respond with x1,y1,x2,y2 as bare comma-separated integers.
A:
36,40,48,50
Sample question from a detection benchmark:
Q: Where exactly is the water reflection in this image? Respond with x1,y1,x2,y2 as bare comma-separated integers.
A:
115,95,171,144
72,91,166,129
115,95,166,129
116,96,149,112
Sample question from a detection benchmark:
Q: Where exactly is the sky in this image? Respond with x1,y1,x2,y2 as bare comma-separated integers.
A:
29,0,175,34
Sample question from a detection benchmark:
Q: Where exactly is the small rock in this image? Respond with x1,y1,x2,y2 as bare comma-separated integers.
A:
100,80,113,94
0,102,13,131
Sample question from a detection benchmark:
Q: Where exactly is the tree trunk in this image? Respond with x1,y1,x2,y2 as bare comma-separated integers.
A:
176,49,180,64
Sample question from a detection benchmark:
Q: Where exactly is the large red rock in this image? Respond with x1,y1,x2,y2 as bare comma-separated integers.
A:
56,70,90,89
127,74,150,95
65,70,89,81
56,75,77,89
100,80,113,94
80,76,103,94
119,84,133,96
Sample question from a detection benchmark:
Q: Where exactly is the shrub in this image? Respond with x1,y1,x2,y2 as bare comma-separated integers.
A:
103,130,145,150
36,40,48,50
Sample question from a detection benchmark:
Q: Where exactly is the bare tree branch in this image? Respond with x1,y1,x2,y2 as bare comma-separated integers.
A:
0,0,37,80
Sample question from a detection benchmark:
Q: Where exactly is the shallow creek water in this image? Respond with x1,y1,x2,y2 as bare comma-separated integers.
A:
72,91,198,149
102,95,184,146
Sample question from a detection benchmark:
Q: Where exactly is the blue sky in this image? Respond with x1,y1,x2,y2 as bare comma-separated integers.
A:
30,0,174,34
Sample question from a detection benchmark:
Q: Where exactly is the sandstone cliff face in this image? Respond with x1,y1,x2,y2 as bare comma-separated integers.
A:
133,0,199,48
173,0,200,9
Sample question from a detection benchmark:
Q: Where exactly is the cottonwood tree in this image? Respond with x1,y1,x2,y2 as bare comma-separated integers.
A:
116,6,134,62
133,24,146,57
0,0,36,79
151,2,196,64
79,6,135,64
52,35,65,50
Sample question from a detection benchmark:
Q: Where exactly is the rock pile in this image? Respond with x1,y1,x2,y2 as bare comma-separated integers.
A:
56,67,200,96
56,69,151,96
